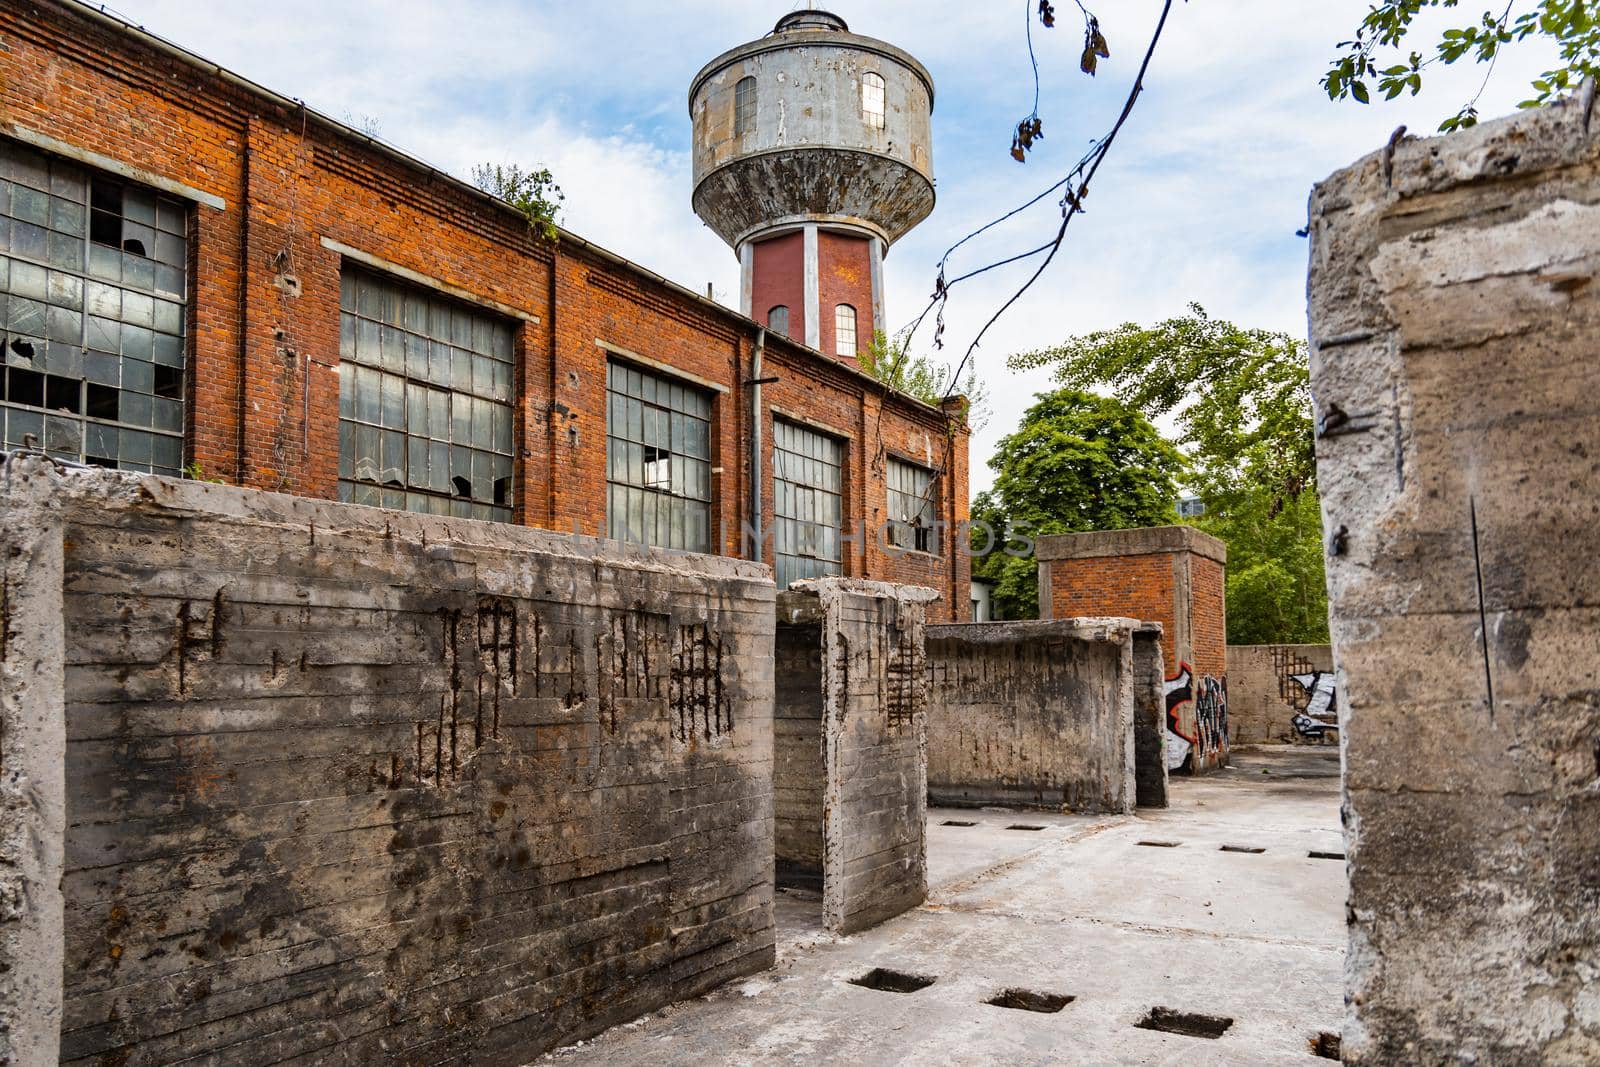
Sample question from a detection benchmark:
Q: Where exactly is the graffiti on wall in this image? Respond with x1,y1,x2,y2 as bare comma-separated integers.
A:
1289,671,1338,740
1271,646,1339,743
1164,662,1229,772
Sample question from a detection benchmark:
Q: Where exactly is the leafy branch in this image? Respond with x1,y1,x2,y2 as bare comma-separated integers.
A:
471,163,566,242
1324,1,1600,131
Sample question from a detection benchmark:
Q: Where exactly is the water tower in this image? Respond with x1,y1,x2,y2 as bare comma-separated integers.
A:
689,10,935,363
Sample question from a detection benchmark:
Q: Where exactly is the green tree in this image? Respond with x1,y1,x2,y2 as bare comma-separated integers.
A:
972,388,1186,619
1014,307,1329,644
861,331,990,430
472,163,565,242
1324,1,1600,131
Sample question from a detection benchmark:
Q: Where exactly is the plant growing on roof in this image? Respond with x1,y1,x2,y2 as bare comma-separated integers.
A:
472,163,566,243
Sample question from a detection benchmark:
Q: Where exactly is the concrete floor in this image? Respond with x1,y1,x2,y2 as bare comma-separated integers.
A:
537,746,1346,1066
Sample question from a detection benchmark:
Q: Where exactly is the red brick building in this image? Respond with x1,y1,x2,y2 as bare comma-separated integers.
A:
0,0,971,619
1037,526,1228,772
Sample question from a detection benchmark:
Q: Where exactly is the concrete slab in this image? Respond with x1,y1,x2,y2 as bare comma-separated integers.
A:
535,747,1345,1065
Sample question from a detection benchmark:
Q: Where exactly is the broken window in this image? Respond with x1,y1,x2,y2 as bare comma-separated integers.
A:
336,266,516,521
862,72,887,130
834,304,857,357
606,360,712,552
773,418,843,588
0,138,188,474
886,456,937,553
767,304,789,338
735,76,757,137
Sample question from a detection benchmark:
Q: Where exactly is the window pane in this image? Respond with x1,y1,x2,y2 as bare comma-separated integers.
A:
336,265,515,518
0,141,187,472
604,360,712,552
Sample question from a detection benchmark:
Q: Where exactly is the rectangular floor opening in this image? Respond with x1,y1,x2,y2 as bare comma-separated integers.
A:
848,968,936,994
985,988,1074,1013
1136,840,1181,848
1308,851,1346,860
941,820,978,827
1220,845,1266,854
1006,824,1046,831
1134,1007,1234,1039
1310,1031,1341,1059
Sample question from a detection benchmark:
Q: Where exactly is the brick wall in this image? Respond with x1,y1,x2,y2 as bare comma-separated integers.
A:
0,456,776,1065
1037,527,1229,774
0,0,970,620
925,619,1140,814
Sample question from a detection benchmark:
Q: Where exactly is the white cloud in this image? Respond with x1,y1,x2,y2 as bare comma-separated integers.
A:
105,0,1568,494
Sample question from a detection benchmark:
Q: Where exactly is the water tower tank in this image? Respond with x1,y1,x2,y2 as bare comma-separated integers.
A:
689,10,935,362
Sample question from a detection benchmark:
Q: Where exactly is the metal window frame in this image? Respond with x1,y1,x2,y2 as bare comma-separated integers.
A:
335,264,516,522
886,455,937,553
834,303,857,357
0,137,189,475
773,416,844,588
735,76,758,138
605,359,714,553
862,71,887,129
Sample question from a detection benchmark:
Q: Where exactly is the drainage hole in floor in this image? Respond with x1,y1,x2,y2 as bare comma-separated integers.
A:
1308,851,1346,861
1136,840,1182,848
848,968,936,994
1219,845,1266,854
1006,824,1046,831
1310,1031,1341,1059
941,820,978,827
1134,1007,1234,1039
985,988,1075,1013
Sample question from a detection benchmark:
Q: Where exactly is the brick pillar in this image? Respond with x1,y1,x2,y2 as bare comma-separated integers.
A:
1036,526,1228,774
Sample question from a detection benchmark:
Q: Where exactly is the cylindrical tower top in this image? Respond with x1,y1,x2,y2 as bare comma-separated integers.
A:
688,10,935,251
773,11,849,33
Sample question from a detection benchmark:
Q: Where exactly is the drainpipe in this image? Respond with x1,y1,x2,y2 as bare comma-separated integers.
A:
748,327,766,561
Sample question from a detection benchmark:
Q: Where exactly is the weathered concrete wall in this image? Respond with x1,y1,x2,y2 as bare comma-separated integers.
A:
773,621,824,889
1131,624,1169,808
1038,526,1230,775
779,579,935,935
1227,644,1337,746
3,456,777,1065
0,460,67,1066
924,619,1139,813
1309,97,1600,1065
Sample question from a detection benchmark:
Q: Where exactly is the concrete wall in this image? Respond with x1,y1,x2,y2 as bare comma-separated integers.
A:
773,621,825,888
1309,98,1600,1065
924,619,1140,814
0,455,776,1065
1227,644,1336,746
1038,526,1230,774
1131,625,1169,808
778,579,935,935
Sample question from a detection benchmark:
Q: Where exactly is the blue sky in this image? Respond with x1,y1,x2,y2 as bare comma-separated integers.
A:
104,0,1561,493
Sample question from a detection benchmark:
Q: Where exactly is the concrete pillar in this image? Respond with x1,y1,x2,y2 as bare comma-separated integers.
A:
0,456,66,1066
1309,97,1600,1065
802,223,820,350
869,237,886,338
738,240,754,318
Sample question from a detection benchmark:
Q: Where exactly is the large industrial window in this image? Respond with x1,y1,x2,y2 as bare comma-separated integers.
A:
767,305,789,338
834,304,857,357
773,418,843,589
337,266,515,521
862,72,886,129
606,361,712,552
735,76,758,137
0,139,188,474
886,456,937,553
